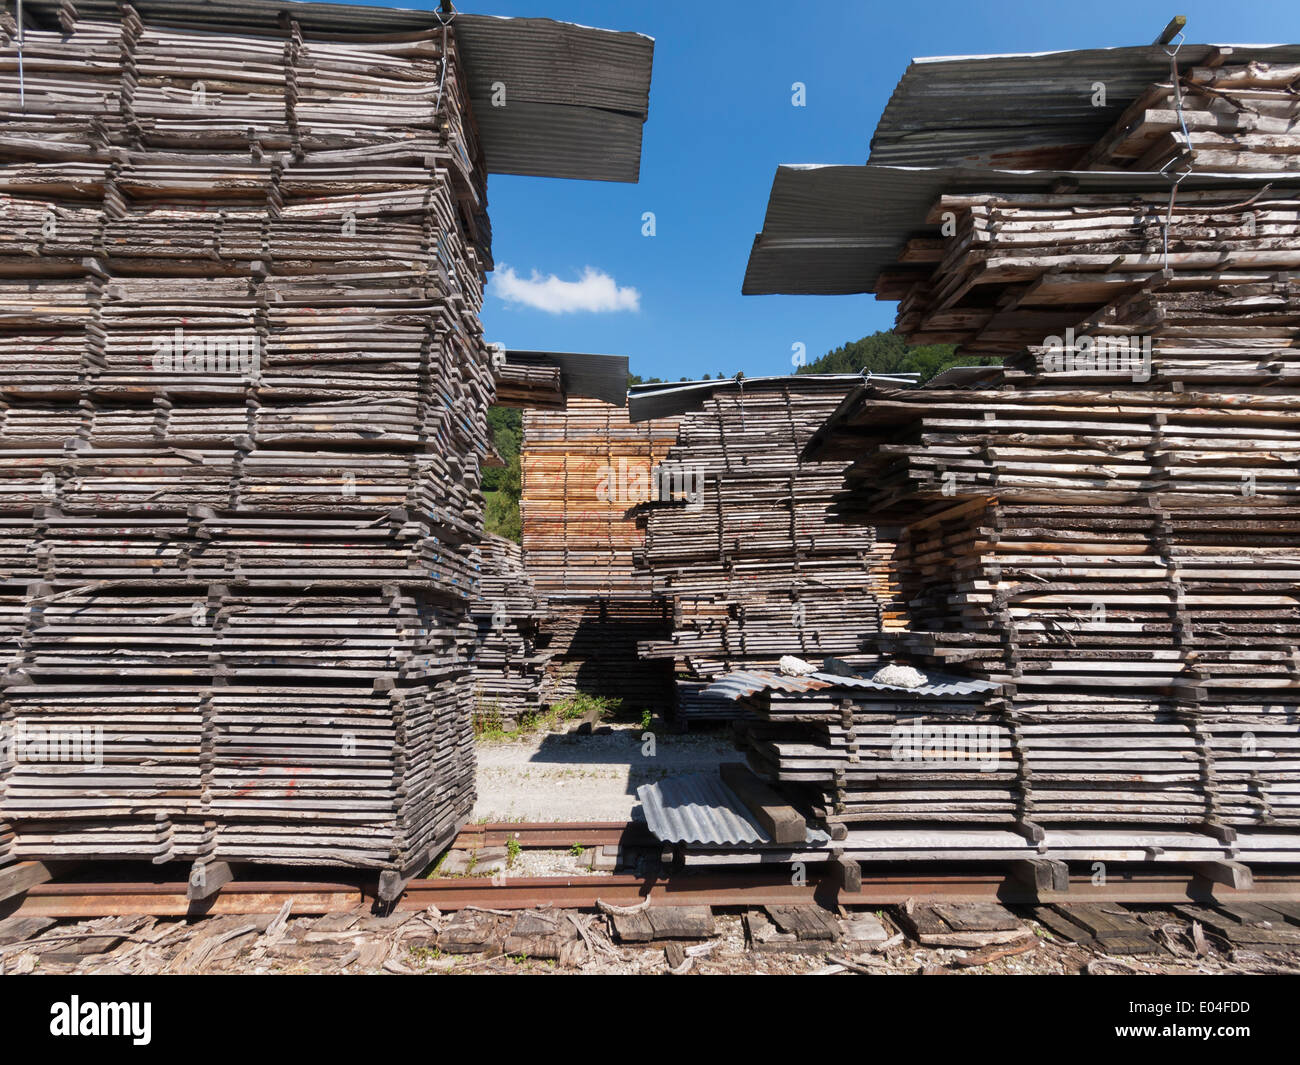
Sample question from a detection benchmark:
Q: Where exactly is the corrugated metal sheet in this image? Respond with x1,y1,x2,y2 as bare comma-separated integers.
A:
743,164,1300,296
23,0,653,183
702,669,833,701
455,15,653,182
503,350,629,406
702,667,1001,701
626,372,917,422
870,44,1300,170
636,774,830,846
817,671,1001,696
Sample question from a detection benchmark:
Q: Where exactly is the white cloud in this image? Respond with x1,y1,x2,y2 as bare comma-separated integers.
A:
492,265,640,314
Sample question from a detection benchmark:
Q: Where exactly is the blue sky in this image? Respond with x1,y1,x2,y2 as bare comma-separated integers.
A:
437,0,1298,380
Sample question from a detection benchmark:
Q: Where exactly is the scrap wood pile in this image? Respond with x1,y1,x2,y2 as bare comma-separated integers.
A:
0,6,493,881
728,52,1300,855
520,398,680,709
634,379,900,723
469,534,552,730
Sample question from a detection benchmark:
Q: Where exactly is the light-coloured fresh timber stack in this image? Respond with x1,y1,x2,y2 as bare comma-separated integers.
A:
0,0,655,893
520,397,681,710
633,377,902,724
469,534,552,730
730,44,1300,863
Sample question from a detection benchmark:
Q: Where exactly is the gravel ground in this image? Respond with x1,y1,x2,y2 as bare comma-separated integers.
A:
472,722,737,822
501,849,612,878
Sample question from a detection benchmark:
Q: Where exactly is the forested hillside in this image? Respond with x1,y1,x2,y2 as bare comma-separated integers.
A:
797,330,996,381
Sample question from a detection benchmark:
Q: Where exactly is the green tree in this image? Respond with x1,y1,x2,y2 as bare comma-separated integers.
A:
797,330,998,383
484,406,522,542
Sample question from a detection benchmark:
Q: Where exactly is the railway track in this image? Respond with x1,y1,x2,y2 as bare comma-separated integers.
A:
6,822,1300,918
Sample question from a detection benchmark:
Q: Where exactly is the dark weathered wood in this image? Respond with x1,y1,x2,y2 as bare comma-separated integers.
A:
186,860,234,902
470,535,552,729
1175,903,1300,947
1032,905,1098,949
1051,904,1159,954
1012,858,1070,894
832,854,863,894
645,906,716,940
0,10,494,880
636,379,897,724
1192,860,1253,891
0,860,63,904
897,900,1028,947
1152,15,1186,46
720,762,807,845
608,908,655,943
771,77,1300,848
764,904,839,940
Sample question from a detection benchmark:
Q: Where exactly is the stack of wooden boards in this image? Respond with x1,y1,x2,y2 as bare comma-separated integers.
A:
634,379,899,723
520,398,680,709
891,186,1300,361
469,534,552,730
810,384,1300,835
1080,60,1300,173
0,6,492,882
493,360,563,409
726,670,1009,828
783,58,1300,846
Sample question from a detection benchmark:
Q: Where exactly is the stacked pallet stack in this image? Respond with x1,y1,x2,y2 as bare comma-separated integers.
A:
469,534,552,730
733,53,1300,854
0,6,492,885
520,398,680,709
635,379,900,722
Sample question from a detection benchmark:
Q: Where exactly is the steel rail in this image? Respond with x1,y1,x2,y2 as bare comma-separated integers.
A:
10,869,1300,918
